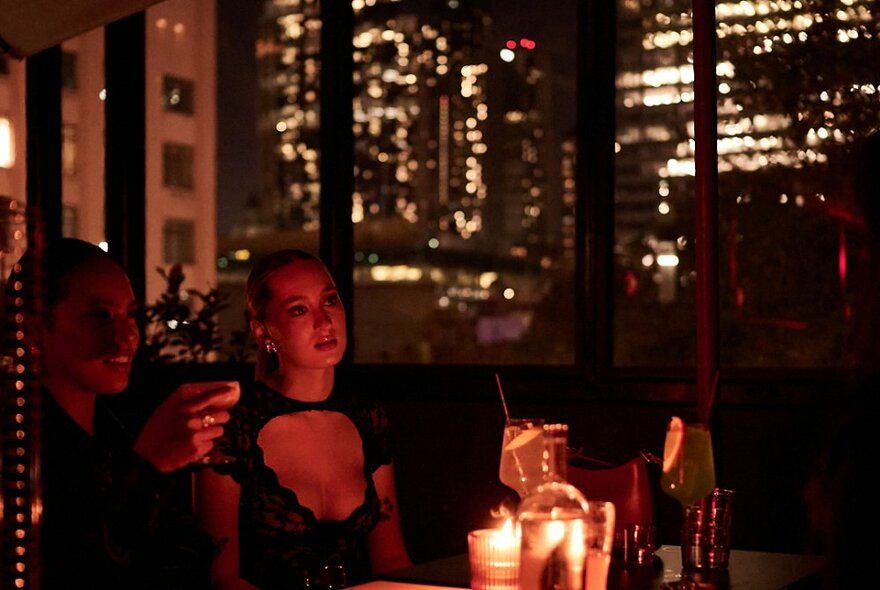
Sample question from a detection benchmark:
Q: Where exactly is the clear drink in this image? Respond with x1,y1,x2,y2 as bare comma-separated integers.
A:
499,418,545,497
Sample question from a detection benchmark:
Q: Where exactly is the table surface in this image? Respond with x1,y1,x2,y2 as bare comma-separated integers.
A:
365,545,825,590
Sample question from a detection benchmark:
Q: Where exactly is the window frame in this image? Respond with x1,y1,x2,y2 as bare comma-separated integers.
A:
24,3,856,409
324,0,855,406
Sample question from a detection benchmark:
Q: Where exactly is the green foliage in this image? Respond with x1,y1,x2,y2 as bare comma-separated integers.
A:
143,264,253,364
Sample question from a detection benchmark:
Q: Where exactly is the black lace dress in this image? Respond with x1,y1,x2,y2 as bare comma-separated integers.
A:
215,381,393,590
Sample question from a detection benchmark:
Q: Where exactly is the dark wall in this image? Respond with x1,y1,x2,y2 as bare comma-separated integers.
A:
380,390,830,564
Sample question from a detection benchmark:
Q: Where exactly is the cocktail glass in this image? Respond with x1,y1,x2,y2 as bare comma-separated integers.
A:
499,418,545,498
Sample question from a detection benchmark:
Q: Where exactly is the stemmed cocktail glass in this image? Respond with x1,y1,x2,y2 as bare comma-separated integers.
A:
660,417,716,507
659,417,717,588
499,418,545,499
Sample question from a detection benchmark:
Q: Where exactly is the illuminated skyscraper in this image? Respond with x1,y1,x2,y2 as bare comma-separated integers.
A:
250,0,567,265
492,37,548,259
351,0,493,249
614,0,880,289
256,0,322,232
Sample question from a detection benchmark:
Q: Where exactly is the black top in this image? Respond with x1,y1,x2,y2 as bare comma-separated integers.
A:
215,381,393,590
40,391,213,589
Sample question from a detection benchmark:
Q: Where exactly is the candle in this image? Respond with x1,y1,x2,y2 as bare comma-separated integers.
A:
468,519,520,590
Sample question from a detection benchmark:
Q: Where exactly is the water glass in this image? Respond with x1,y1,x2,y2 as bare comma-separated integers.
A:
585,501,615,590
613,523,655,566
681,488,734,571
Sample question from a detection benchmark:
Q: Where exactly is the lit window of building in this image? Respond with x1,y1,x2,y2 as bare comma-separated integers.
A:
62,124,77,176
62,204,79,238
0,117,13,169
162,75,195,114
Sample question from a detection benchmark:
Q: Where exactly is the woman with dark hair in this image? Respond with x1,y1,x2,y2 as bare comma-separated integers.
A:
197,250,411,590
8,238,238,589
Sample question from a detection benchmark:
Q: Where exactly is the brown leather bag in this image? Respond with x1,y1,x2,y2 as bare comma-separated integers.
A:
566,453,655,532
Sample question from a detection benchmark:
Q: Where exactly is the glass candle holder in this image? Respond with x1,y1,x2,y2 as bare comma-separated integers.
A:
468,520,520,590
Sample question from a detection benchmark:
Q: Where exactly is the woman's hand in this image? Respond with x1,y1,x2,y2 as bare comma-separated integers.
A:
133,381,239,472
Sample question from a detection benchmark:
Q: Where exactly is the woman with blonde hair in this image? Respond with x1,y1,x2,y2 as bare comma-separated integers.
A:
198,250,411,589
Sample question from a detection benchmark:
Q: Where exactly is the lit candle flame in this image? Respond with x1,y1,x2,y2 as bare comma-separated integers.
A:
491,518,516,549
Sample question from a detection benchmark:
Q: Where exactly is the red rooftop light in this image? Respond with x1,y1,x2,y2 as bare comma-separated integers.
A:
506,40,516,49
519,38,536,50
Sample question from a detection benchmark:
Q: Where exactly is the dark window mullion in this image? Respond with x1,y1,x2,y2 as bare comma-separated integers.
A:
693,0,720,423
582,0,618,381
105,12,146,303
319,1,355,364
25,46,63,244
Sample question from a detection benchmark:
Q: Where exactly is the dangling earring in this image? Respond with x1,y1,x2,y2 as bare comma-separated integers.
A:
264,340,278,354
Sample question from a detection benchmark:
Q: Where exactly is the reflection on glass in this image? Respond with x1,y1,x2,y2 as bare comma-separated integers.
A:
614,0,879,368
351,0,577,364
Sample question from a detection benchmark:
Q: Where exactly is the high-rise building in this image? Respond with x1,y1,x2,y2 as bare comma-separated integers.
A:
249,0,567,261
0,0,218,303
491,37,549,259
614,0,879,303
255,0,322,233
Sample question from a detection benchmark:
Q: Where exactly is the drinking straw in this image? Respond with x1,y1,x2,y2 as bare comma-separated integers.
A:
495,372,511,422
699,369,720,426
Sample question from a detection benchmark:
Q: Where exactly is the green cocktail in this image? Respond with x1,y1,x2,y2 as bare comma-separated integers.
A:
660,418,716,507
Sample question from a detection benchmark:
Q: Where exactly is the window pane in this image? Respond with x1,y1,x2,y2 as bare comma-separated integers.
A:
614,0,696,367
615,1,879,369
351,0,578,364
716,1,880,368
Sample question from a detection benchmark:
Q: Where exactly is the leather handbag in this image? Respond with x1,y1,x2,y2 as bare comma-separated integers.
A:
566,451,655,531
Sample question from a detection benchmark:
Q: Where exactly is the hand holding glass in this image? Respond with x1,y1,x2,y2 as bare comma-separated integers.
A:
179,381,241,465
